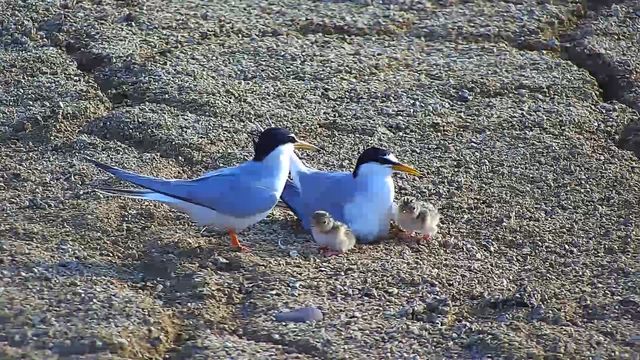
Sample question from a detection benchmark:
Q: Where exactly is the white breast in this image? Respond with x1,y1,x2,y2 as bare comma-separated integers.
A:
311,227,355,252
343,171,395,242
311,228,337,248
397,212,423,233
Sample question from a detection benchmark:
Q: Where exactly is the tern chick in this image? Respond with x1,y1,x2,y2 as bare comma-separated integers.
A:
396,196,440,242
311,211,356,256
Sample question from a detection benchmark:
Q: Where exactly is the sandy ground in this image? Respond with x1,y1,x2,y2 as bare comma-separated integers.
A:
1,0,639,358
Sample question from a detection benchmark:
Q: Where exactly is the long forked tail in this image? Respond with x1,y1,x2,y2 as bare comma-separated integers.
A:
95,187,193,213
85,157,217,212
96,187,159,200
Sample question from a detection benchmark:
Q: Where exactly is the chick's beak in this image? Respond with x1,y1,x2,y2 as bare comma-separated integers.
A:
391,162,421,176
294,140,322,151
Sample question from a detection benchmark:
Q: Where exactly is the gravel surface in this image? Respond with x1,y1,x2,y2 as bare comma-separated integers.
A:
561,0,640,159
1,0,639,359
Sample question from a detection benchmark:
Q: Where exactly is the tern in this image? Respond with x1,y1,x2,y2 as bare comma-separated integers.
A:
396,196,441,242
88,127,319,252
280,147,421,243
310,210,357,257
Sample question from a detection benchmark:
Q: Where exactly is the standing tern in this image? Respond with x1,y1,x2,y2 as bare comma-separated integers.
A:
396,196,441,243
280,147,421,243
310,210,357,257
88,127,319,252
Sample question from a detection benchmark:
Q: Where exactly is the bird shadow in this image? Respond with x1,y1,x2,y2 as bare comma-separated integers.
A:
18,235,251,308
24,257,137,283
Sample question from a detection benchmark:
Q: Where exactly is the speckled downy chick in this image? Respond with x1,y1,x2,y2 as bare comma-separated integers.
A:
311,210,356,256
396,196,440,241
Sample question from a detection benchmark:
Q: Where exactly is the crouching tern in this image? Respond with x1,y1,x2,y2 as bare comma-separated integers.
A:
88,127,319,252
280,147,421,243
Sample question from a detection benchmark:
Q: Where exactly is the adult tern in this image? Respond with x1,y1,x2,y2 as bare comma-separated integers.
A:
280,147,420,243
88,127,319,252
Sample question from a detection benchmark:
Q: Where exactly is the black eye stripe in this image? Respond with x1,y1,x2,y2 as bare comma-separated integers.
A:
377,157,395,165
252,127,295,161
352,147,398,177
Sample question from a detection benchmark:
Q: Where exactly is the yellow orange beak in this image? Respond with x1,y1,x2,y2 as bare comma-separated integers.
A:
293,140,321,151
392,163,421,176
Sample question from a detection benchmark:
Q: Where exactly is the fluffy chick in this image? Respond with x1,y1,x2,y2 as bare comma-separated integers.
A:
311,210,356,256
396,196,441,242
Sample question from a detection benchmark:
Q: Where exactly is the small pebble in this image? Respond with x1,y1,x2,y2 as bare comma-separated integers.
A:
274,306,323,323
453,321,470,335
362,287,378,298
627,335,640,344
440,238,454,249
28,197,48,210
457,89,472,102
546,38,559,49
611,5,621,18
386,288,398,295
497,313,509,323
11,35,29,45
530,304,546,321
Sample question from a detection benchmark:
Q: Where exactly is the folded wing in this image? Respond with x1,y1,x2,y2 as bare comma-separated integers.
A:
88,159,277,218
280,170,355,230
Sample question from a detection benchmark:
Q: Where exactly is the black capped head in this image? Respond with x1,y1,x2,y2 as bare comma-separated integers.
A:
252,127,319,161
352,147,394,177
352,146,421,177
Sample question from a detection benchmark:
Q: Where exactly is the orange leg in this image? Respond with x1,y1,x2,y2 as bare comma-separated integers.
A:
228,230,250,252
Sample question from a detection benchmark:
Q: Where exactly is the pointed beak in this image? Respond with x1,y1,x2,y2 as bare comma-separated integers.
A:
293,140,322,151
391,162,421,176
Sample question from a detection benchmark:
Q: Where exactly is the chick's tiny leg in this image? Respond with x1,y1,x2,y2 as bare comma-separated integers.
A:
398,231,415,241
421,234,432,242
228,230,250,252
322,249,342,257
389,222,403,235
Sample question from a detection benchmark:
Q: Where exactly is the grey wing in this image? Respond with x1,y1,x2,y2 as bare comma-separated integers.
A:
297,171,355,226
89,159,277,218
191,174,279,217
